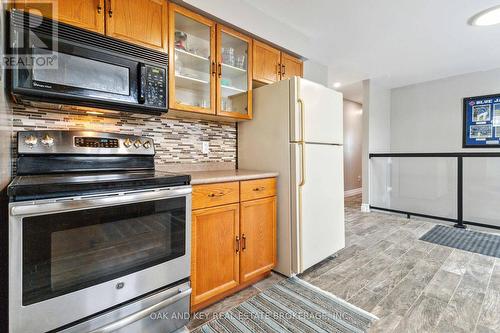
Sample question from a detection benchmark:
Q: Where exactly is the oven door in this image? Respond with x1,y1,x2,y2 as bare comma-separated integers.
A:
9,186,191,333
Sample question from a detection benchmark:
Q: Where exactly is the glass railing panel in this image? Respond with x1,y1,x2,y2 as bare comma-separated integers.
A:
463,157,500,227
370,157,458,219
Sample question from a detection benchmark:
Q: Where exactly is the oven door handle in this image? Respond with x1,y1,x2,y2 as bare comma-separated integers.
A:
10,186,192,216
88,288,192,333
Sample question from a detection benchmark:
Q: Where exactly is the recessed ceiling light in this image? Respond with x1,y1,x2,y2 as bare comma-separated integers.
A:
470,5,500,26
333,82,341,88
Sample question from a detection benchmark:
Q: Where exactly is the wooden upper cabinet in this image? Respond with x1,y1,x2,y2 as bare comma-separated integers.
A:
191,204,240,307
252,39,281,84
239,196,276,283
216,25,253,120
169,4,216,114
105,0,167,51
14,0,105,34
281,53,303,80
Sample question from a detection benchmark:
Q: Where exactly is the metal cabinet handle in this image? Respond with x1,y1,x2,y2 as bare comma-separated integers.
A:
97,1,102,14
218,63,222,78
208,191,225,198
88,288,192,333
236,236,240,253
253,186,265,192
282,64,286,76
108,0,113,17
241,234,246,251
277,63,281,77
211,61,216,76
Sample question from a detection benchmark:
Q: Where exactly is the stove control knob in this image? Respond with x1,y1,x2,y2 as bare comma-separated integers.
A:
24,134,38,147
41,134,54,147
143,141,151,149
134,139,142,148
123,138,132,148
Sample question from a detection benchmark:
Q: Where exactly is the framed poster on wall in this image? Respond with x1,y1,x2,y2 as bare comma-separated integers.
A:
463,94,500,148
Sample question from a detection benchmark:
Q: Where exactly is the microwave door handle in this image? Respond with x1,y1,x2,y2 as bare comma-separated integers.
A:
138,63,146,104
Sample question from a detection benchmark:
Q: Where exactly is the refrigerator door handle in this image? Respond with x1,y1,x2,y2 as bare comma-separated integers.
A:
297,141,306,272
298,98,305,142
299,142,306,187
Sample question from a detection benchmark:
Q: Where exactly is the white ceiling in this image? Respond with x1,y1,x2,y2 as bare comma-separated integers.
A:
185,0,500,98
338,82,364,104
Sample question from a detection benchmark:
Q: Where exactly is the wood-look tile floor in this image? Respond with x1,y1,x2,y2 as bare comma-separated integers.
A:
188,194,500,332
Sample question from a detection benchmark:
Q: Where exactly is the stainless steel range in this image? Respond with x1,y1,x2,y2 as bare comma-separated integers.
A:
7,131,192,333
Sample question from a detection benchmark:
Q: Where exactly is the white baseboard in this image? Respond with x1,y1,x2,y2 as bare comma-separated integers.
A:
344,187,362,197
361,203,370,213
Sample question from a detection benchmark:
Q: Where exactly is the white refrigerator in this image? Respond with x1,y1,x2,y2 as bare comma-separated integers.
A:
238,77,345,276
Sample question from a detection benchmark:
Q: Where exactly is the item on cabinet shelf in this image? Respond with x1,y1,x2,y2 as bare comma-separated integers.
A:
220,78,233,86
200,99,209,108
175,31,188,50
222,97,233,111
236,54,247,70
222,47,236,66
175,56,183,75
191,47,208,58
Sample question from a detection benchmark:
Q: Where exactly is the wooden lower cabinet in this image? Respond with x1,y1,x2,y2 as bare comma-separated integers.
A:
191,204,240,307
240,196,276,283
190,179,277,311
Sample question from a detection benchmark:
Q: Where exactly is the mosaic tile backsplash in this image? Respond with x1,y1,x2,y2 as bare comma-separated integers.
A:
11,103,237,173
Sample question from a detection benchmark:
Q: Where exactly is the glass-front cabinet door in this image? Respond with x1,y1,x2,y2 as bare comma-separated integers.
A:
216,25,253,119
169,4,216,114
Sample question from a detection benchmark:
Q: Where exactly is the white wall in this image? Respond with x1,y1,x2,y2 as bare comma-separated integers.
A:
303,60,328,86
183,0,315,63
183,0,330,87
368,84,391,153
361,80,391,205
391,68,500,152
343,99,362,192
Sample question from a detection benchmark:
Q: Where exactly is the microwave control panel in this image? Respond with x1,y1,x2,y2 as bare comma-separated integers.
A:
140,65,166,108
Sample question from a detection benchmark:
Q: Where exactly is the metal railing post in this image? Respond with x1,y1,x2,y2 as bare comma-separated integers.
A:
454,156,466,229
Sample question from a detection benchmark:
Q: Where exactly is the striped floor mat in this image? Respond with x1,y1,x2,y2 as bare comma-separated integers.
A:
192,277,377,333
420,224,500,258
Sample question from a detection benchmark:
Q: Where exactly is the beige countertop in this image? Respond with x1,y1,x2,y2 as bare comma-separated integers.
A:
188,169,279,185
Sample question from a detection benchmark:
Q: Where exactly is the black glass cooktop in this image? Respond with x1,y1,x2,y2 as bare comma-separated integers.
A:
8,170,191,201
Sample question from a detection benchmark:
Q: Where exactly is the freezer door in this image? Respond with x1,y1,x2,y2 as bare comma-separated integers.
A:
291,143,345,274
290,78,343,145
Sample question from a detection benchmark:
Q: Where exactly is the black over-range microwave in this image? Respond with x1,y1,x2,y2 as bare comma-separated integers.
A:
8,10,167,115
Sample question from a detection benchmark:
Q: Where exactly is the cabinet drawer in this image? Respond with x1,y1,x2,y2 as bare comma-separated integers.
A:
240,178,276,201
192,182,240,210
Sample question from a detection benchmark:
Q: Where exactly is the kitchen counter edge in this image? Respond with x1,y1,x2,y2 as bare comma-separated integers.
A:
187,170,279,185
